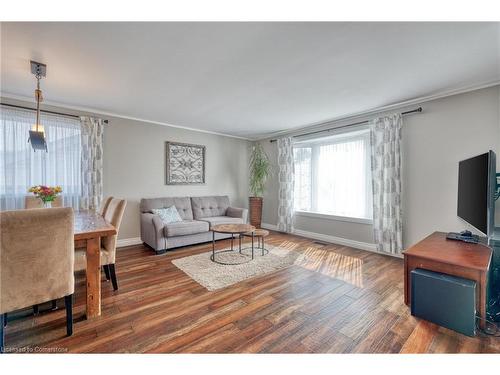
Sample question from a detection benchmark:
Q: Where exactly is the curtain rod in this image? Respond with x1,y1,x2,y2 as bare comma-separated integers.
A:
269,107,422,143
0,102,109,124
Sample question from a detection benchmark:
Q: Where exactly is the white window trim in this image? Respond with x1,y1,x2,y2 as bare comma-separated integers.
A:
294,210,373,225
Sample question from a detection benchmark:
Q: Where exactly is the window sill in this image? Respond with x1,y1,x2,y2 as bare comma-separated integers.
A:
294,210,373,225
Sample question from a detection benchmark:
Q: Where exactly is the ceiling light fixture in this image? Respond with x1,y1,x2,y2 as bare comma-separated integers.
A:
28,60,48,152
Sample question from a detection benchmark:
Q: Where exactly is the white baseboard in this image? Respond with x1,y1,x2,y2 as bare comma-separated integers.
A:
261,222,403,259
117,237,142,248
261,223,279,231
116,227,402,259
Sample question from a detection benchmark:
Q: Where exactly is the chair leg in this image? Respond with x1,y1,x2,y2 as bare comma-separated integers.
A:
51,299,57,310
64,295,73,337
3,313,7,327
103,265,111,281
0,313,5,353
109,264,119,291
33,305,39,315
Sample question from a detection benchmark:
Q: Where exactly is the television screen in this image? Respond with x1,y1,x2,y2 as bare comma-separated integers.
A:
457,152,494,235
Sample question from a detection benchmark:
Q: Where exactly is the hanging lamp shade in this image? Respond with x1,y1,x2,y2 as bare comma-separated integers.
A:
28,61,48,152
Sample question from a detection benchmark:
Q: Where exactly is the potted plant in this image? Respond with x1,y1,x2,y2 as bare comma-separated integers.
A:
249,143,271,228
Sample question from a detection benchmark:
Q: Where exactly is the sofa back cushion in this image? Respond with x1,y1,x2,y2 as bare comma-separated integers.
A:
191,196,230,219
140,197,193,220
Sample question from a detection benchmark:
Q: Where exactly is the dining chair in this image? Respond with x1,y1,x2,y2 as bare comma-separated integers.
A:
24,195,64,315
75,198,127,291
0,208,75,352
51,196,63,207
24,195,43,209
98,196,113,216
25,195,63,208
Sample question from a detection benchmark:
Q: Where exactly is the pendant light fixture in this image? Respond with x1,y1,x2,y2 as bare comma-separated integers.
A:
28,60,48,152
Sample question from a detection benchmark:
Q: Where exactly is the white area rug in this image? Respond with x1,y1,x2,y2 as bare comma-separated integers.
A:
172,245,300,291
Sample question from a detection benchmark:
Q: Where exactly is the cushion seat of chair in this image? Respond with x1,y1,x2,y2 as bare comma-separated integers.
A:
163,220,209,237
200,216,244,229
74,247,113,272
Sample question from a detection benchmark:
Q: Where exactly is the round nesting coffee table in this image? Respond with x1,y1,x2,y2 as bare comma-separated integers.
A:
211,223,255,265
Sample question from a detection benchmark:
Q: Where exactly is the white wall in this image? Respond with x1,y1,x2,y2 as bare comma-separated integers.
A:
1,97,251,241
402,85,500,247
259,85,500,249
103,117,250,240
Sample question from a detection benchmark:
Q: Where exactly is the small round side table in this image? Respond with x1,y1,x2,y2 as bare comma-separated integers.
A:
242,228,270,256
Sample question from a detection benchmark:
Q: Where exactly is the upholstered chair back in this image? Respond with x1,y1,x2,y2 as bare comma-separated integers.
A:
101,198,127,264
51,196,63,207
25,195,63,208
98,196,113,216
25,196,43,209
0,207,75,314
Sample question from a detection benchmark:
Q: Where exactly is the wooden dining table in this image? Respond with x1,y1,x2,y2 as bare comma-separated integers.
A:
74,210,116,319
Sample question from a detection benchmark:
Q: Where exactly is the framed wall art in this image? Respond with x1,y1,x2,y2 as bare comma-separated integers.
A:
165,141,206,185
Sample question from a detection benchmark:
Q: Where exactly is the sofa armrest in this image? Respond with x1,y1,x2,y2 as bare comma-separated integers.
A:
226,206,248,223
140,213,166,251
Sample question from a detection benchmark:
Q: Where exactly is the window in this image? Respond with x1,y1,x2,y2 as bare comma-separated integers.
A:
293,128,373,220
0,107,82,210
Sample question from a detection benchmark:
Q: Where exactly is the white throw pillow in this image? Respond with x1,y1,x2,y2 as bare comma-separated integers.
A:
152,206,183,224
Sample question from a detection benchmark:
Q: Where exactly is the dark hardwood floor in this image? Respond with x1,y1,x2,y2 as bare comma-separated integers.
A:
4,232,499,353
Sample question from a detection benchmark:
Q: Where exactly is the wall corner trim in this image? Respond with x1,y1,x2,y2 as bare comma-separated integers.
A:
261,222,403,259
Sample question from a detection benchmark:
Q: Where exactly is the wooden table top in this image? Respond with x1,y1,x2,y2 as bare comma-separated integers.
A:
211,223,255,234
403,232,492,271
243,229,270,237
74,210,116,240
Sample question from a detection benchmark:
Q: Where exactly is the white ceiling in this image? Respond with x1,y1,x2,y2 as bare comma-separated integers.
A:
1,22,499,139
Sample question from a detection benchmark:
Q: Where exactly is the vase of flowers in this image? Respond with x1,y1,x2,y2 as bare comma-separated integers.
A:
28,185,63,207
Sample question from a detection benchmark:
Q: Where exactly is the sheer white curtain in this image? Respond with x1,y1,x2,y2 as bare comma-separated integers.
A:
0,107,82,210
317,139,370,218
293,129,372,219
293,147,312,211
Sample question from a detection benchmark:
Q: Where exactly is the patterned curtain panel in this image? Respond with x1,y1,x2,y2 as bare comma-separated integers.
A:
80,116,104,211
277,137,295,233
369,114,403,254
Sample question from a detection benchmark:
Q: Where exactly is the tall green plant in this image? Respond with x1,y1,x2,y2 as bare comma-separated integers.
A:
249,143,271,197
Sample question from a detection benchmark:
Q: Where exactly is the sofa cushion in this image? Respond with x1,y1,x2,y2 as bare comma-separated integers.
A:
152,206,182,224
140,197,193,220
200,216,244,229
164,220,209,237
191,196,230,219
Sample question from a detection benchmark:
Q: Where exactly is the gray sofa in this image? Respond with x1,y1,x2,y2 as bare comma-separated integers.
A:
140,196,248,254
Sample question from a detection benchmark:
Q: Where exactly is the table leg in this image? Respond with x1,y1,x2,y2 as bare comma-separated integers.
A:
212,231,215,261
251,232,254,260
231,234,234,251
85,237,101,319
479,271,487,329
262,236,265,256
239,234,242,253
404,255,410,306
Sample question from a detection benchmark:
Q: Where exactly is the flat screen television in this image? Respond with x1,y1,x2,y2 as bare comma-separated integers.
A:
457,150,496,237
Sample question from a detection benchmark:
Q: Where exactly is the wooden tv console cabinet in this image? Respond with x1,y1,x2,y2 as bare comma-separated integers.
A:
403,232,492,327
